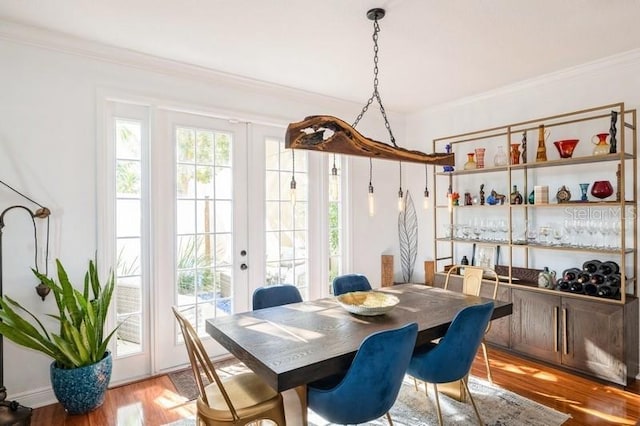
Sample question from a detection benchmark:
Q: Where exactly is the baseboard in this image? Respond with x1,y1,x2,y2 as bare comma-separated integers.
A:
9,386,56,409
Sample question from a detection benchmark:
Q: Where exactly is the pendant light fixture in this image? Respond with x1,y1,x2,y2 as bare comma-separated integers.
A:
397,162,404,212
285,8,454,167
330,153,339,199
368,158,375,217
290,149,297,207
423,164,430,210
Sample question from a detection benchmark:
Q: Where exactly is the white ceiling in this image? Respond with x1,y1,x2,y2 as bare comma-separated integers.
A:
2,0,639,112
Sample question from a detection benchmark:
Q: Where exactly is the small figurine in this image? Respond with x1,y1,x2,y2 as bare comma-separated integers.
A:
556,185,571,203
609,111,618,154
490,189,506,205
450,192,460,206
521,130,527,164
479,184,485,205
443,144,455,172
464,192,472,206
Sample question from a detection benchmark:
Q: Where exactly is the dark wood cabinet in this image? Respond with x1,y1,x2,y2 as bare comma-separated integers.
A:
511,289,561,364
510,288,638,385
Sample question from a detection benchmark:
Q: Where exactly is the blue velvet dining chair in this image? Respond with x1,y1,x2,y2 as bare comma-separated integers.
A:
307,322,418,425
332,273,372,296
407,301,494,426
252,284,303,310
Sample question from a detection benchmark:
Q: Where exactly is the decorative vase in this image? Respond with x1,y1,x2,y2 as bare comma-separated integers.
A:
493,146,508,166
553,139,580,158
464,153,477,170
528,190,535,204
510,185,523,205
579,183,589,201
510,144,520,165
536,124,549,162
50,351,112,414
591,180,614,199
592,133,610,156
474,148,485,168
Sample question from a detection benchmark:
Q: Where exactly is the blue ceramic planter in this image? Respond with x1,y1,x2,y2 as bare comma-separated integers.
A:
50,351,112,415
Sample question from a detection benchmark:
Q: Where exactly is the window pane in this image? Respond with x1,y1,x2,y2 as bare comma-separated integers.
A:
196,130,214,164
116,199,141,238
177,127,195,162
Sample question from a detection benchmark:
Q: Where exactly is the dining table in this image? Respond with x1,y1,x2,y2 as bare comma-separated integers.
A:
205,283,512,423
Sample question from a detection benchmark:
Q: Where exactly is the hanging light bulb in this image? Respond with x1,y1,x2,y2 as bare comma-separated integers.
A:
397,162,404,212
423,164,430,210
330,154,339,201
368,158,375,217
290,149,297,207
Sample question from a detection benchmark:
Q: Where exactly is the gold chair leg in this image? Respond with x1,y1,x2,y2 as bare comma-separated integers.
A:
413,377,420,392
385,411,394,426
433,383,443,426
481,340,493,383
462,378,483,426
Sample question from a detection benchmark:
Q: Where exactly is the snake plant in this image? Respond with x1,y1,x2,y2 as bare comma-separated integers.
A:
0,258,119,369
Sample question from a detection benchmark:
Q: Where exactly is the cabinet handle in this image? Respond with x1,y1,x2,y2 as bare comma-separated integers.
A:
553,306,558,352
562,308,568,355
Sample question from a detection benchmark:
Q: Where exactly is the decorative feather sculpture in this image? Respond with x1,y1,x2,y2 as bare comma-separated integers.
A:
398,191,418,283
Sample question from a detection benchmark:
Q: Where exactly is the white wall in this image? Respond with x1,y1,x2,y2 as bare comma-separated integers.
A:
405,49,640,283
0,23,406,404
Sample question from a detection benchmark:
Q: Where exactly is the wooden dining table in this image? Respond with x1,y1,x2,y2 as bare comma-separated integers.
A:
205,284,512,394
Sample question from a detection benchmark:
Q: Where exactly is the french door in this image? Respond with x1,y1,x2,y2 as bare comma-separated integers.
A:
102,102,321,381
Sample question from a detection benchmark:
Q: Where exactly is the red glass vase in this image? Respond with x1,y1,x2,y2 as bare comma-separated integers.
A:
591,180,613,199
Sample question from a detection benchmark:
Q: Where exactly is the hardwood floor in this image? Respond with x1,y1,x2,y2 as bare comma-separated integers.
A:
32,346,640,425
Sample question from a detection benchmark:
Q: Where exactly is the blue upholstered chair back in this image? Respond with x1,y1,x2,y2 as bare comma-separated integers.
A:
252,284,303,310
332,274,372,296
408,301,494,384
307,322,418,424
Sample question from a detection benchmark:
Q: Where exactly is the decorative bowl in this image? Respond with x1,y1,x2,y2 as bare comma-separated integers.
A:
336,291,399,316
553,139,580,158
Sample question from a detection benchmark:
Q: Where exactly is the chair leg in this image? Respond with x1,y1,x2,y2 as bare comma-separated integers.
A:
481,340,493,383
413,377,419,392
461,377,483,426
433,383,443,426
385,411,394,426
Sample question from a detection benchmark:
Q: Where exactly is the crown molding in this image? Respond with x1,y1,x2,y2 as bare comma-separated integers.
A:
0,19,360,111
418,48,640,115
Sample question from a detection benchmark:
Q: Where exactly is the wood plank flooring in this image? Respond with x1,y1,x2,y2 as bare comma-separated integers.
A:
32,346,640,425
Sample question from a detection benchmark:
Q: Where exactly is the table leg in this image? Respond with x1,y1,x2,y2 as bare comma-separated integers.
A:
294,385,308,426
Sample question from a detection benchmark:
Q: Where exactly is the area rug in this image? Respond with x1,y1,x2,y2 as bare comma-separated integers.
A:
167,364,570,425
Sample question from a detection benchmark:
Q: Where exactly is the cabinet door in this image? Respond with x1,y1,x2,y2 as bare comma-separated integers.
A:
482,285,510,347
511,289,561,364
562,298,625,384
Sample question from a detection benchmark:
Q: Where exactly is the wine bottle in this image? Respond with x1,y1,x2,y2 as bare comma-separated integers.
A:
576,272,591,284
570,281,584,293
582,260,601,274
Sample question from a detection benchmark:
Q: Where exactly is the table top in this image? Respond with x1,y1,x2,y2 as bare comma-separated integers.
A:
205,283,512,392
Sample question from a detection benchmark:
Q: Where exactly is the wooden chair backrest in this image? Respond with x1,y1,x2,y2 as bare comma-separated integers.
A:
444,265,499,300
172,306,240,422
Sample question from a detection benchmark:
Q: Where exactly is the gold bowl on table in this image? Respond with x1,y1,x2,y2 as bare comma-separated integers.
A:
336,291,399,316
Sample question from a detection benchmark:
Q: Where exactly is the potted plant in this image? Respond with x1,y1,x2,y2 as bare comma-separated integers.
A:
0,258,119,414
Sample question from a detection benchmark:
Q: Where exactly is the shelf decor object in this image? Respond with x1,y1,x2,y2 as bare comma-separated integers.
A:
285,9,453,167
553,139,580,158
591,180,614,199
536,124,549,162
592,132,611,155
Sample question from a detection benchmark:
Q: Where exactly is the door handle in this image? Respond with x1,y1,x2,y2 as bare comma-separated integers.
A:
562,307,568,355
553,306,558,353
240,263,248,270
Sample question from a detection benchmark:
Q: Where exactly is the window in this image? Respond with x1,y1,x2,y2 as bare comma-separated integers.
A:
175,126,233,335
328,155,343,290
264,138,309,298
114,118,143,356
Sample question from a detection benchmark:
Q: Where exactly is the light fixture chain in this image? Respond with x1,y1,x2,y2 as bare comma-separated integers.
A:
352,16,397,148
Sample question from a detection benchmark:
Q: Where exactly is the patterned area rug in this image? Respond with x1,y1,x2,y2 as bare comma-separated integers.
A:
167,363,571,425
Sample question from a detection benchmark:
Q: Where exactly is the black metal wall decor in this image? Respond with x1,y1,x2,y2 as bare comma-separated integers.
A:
0,180,51,424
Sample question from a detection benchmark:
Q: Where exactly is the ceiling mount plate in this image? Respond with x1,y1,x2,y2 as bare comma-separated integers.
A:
366,8,385,21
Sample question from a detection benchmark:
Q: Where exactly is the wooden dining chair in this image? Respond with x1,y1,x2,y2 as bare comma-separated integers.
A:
444,265,499,382
171,307,286,426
